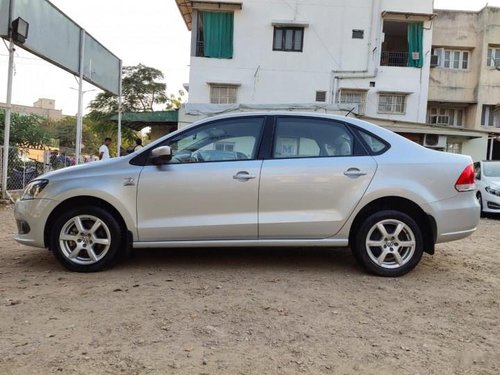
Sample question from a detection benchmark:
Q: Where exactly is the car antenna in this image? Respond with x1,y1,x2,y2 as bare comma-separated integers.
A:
345,107,356,117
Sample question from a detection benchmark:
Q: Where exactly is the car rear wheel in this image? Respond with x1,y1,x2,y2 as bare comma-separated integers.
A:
50,206,122,272
352,210,424,277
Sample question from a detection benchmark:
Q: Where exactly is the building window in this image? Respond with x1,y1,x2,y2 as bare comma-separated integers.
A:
428,107,464,127
315,91,327,102
214,142,235,152
380,21,423,67
196,11,234,59
481,105,500,127
378,94,406,114
337,89,367,114
487,46,500,67
435,49,469,70
446,142,462,154
273,27,304,52
352,30,364,39
210,84,238,104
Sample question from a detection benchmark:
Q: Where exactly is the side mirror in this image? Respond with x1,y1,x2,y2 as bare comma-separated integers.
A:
151,146,172,164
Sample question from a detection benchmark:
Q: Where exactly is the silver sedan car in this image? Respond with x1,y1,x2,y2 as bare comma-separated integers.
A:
14,113,480,276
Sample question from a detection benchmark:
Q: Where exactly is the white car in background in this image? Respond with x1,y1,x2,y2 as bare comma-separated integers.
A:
474,160,500,215
14,113,480,277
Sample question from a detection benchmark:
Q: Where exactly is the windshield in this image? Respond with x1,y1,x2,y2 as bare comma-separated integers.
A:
483,162,500,177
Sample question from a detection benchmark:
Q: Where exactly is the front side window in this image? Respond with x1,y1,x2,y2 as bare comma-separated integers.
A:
378,94,406,114
196,11,234,59
162,117,264,164
273,27,304,52
210,84,238,104
272,118,356,158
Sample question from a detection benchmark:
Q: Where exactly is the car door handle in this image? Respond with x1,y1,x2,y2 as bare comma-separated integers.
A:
344,168,367,177
233,171,256,181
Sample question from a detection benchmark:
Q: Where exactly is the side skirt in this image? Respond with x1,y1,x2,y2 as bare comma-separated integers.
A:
133,238,349,249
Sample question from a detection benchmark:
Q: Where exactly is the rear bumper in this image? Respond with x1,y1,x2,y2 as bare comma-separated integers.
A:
424,192,480,244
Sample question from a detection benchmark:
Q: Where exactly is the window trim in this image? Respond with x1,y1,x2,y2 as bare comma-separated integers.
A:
272,26,304,52
487,46,500,67
209,83,239,104
133,116,267,166
377,93,408,115
439,48,469,70
267,116,368,160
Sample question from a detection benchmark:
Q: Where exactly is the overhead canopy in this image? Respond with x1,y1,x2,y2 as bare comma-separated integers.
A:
175,0,242,30
110,111,178,131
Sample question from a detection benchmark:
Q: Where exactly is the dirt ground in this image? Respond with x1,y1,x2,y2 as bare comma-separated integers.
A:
0,205,498,375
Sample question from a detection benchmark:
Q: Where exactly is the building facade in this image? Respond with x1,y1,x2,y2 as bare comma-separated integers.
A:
176,0,490,160
0,97,64,121
428,7,500,158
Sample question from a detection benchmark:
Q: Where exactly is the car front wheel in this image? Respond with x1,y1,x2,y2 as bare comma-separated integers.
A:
50,206,123,272
352,210,424,277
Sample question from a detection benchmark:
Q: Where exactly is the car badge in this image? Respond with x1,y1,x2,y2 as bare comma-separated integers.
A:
123,177,135,186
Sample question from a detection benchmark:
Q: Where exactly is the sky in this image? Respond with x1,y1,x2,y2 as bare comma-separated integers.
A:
0,0,498,116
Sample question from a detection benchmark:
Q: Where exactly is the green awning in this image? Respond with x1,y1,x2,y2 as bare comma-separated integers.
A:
110,111,178,131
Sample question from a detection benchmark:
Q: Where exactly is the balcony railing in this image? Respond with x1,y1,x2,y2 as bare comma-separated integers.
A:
380,51,409,67
196,41,204,57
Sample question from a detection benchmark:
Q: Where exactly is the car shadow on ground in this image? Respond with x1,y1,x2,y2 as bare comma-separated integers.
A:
117,246,362,274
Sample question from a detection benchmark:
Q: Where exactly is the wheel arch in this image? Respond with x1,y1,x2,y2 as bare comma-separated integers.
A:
44,196,131,249
348,196,437,255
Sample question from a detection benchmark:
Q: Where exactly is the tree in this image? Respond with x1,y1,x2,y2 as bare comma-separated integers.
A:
45,116,101,155
0,110,52,148
88,63,180,116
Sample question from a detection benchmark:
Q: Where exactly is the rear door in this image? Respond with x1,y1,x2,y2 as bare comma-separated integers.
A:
258,116,377,239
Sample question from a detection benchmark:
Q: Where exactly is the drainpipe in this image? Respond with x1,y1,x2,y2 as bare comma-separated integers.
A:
330,0,381,103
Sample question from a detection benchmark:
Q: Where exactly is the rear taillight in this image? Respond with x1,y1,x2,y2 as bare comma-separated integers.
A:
455,164,476,192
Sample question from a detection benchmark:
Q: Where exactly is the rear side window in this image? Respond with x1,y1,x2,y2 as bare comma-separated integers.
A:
357,129,389,154
272,117,365,158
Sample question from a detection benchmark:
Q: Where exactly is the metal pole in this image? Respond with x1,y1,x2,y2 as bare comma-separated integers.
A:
1,37,15,199
75,29,85,165
117,60,122,157
489,137,494,161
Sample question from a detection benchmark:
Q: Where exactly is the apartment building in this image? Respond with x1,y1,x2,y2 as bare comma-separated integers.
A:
429,6,500,158
175,0,489,160
0,98,64,121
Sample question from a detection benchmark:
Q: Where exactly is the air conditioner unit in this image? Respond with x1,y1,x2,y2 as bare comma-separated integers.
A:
424,134,447,148
430,55,439,67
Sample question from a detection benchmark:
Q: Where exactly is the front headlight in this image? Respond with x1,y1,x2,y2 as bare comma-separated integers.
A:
21,179,49,200
485,186,500,197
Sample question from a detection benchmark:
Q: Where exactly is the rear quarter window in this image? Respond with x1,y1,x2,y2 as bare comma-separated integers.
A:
357,129,390,155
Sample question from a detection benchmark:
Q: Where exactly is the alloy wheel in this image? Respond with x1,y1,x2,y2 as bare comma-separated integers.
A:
59,215,111,265
365,219,416,269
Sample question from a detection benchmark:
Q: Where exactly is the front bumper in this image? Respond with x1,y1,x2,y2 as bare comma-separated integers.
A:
483,190,500,213
424,192,480,244
14,198,59,248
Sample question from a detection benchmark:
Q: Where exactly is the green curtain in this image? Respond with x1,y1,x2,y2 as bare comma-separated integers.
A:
202,12,234,59
407,23,423,68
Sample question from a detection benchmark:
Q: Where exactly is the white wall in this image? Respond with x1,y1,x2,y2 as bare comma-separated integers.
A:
187,0,433,123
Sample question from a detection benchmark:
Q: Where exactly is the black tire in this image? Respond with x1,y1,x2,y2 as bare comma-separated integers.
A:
351,210,424,277
477,192,484,217
50,206,123,272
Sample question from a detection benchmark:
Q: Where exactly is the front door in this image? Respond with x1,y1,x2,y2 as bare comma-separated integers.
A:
137,117,265,241
258,116,377,239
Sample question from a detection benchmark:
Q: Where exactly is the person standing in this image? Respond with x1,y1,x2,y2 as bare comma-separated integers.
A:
99,138,112,160
134,138,143,152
